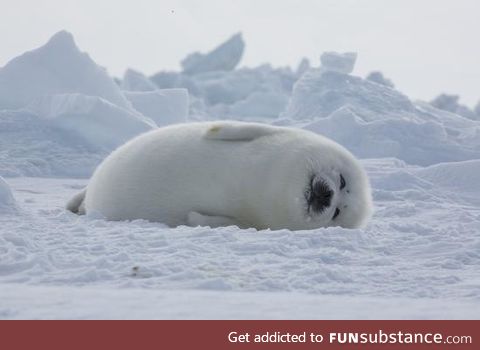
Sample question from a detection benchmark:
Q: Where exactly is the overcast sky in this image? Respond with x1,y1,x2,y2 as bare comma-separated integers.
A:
1,0,479,106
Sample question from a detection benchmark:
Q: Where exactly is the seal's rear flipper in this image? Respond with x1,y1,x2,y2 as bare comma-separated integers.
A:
66,188,86,215
204,122,284,142
187,211,241,228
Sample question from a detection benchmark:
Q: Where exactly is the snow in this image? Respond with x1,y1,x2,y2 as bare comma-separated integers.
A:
124,89,189,126
181,33,244,75
0,31,132,111
2,284,478,319
0,110,107,177
1,31,480,319
1,163,479,318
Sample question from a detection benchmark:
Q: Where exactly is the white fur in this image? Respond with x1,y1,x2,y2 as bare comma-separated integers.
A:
68,121,373,230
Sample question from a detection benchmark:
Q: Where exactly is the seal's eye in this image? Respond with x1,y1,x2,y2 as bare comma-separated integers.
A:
332,207,340,220
340,174,346,190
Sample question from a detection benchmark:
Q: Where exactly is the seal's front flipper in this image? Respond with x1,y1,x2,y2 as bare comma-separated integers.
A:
187,211,241,228
204,122,284,142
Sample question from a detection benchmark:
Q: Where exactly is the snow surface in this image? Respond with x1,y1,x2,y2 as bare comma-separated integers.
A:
1,31,479,319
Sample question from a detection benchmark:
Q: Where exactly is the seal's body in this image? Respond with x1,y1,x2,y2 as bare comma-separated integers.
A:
67,122,372,230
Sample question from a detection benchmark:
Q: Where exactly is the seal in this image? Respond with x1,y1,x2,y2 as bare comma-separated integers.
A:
67,121,373,230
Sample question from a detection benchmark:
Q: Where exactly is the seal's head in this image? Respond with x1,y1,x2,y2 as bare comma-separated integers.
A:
260,129,373,230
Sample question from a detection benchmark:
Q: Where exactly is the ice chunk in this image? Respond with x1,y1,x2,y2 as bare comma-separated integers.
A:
366,71,394,88
181,33,244,75
124,89,189,126
430,94,477,120
0,31,133,111
229,91,288,118
475,101,480,119
25,93,155,149
282,64,414,121
303,106,480,166
150,71,202,96
430,94,460,113
0,176,15,210
295,58,311,77
121,69,157,92
320,52,357,74
151,61,296,119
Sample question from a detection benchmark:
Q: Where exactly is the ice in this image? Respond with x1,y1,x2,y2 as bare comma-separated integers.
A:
1,31,480,319
0,31,133,111
282,57,415,121
191,66,294,119
124,89,189,126
121,69,157,92
302,106,480,166
151,71,202,97
0,176,15,210
149,35,295,119
229,91,288,119
430,94,477,120
430,94,461,113
25,93,155,149
295,58,311,77
366,71,395,88
320,51,357,74
181,33,244,75
281,52,480,165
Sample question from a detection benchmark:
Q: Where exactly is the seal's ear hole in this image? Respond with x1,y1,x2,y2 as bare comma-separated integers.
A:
204,123,282,142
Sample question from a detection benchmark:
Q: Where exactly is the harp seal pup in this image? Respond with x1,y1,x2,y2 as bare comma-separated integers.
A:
67,121,373,230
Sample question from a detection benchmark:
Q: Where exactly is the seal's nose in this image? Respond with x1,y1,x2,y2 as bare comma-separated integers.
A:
311,180,333,212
